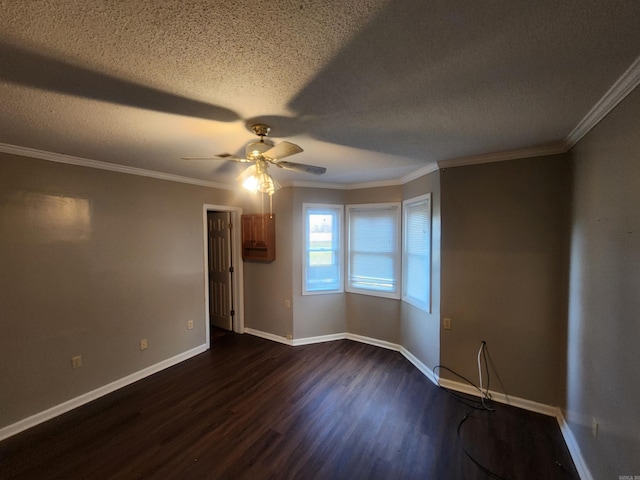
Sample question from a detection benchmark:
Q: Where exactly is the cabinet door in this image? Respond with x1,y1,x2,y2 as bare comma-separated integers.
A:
241,214,276,262
253,215,269,246
241,215,255,246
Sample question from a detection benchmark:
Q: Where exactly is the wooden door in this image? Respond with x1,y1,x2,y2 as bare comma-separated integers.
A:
208,212,233,331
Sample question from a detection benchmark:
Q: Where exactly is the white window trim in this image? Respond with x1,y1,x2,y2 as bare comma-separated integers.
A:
402,193,432,312
346,202,402,300
302,203,344,295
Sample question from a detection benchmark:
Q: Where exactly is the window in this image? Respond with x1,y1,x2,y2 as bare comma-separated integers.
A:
346,203,401,299
402,194,432,311
303,204,343,295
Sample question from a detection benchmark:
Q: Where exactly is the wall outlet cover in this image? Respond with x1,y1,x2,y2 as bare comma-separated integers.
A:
71,355,82,369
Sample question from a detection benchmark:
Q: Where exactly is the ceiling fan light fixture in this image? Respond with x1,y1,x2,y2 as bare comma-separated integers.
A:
241,171,260,193
239,161,281,196
183,123,323,206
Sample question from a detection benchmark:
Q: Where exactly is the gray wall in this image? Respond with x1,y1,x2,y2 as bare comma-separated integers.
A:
401,170,441,371
566,86,640,477
289,180,441,357
345,185,403,343
291,187,346,338
289,179,441,355
3,84,637,476
241,188,294,338
0,153,242,428
440,154,571,406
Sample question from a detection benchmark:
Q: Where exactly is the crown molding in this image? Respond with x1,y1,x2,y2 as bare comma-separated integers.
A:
437,142,568,169
565,53,640,148
0,143,237,191
291,178,403,190
2,142,430,192
344,178,404,190
290,163,440,190
288,180,348,190
401,163,440,183
5,46,640,193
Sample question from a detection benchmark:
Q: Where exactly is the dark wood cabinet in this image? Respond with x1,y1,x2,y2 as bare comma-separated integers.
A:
241,214,276,262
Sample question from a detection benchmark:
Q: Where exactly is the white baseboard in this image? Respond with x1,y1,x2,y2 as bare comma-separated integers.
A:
248,330,438,393
243,328,352,347
431,375,590,479
244,329,404,352
243,328,293,345
2,327,592,480
556,410,593,480
345,333,401,351
246,329,441,388
0,344,208,441
400,347,439,385
436,377,559,417
247,329,557,418
251,327,590,480
292,333,347,346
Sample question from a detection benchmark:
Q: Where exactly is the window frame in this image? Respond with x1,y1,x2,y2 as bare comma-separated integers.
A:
345,202,402,300
402,193,432,312
302,203,344,295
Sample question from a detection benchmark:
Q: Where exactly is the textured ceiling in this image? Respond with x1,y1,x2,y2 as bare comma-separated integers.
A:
1,0,640,187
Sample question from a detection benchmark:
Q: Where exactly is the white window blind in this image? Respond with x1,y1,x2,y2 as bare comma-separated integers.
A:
303,204,343,295
346,203,401,299
402,194,431,311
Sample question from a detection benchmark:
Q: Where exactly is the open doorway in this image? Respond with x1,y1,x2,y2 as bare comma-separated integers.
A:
203,205,244,348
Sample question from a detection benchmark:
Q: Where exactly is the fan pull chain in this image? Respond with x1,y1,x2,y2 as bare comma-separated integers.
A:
269,194,273,218
261,204,266,235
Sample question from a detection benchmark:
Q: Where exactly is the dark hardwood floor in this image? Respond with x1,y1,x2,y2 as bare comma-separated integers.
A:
0,333,578,479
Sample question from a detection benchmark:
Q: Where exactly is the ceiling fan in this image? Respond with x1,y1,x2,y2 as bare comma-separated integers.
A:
183,124,326,195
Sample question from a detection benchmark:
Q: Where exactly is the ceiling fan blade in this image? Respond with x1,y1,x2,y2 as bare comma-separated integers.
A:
274,161,326,175
262,141,303,161
182,154,251,162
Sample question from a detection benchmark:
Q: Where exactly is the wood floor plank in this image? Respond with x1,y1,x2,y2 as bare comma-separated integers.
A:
0,333,579,479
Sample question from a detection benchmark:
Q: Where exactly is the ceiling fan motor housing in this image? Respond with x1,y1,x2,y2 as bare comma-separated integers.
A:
246,141,272,160
251,124,271,137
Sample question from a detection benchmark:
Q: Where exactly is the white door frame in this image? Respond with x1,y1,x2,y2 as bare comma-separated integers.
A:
203,204,244,348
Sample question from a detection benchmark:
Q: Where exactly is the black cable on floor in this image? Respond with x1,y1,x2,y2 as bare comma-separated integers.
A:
434,343,510,479
432,364,492,409
435,342,579,480
457,409,510,480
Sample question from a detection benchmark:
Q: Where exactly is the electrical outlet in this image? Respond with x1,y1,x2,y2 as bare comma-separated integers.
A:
140,338,148,351
592,417,598,439
285,300,291,308
71,355,82,369
187,320,194,330
443,318,452,330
